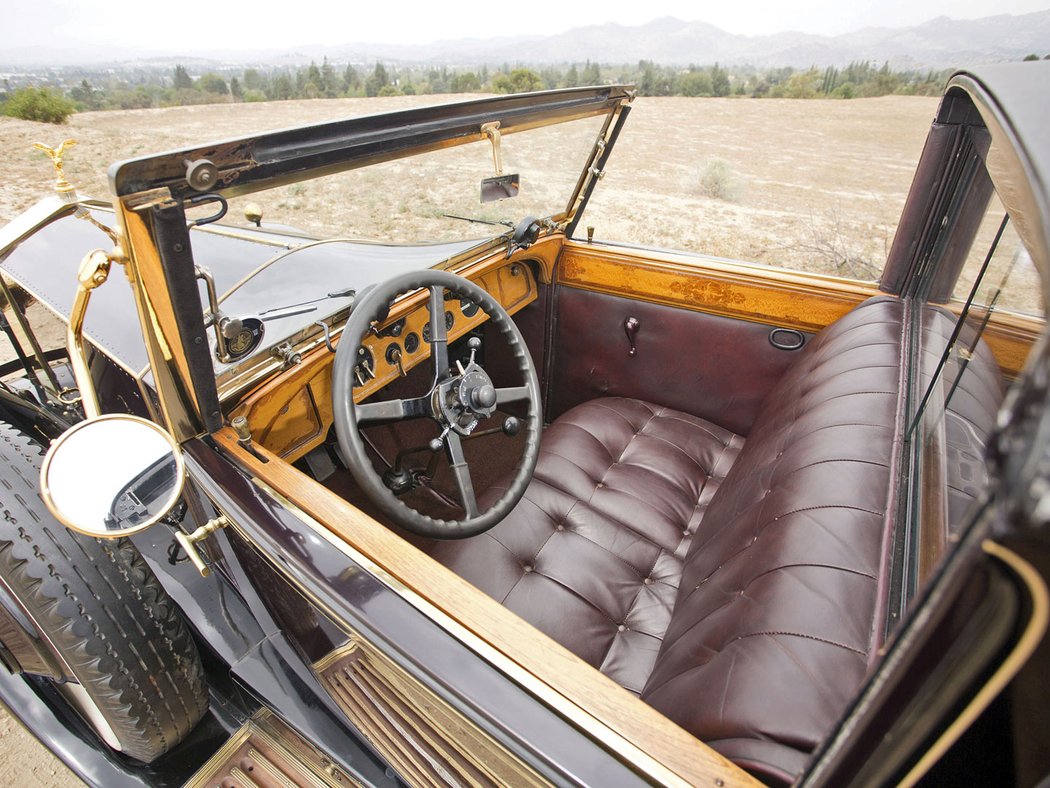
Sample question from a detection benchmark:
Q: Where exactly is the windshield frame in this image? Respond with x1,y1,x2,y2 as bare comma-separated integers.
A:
110,87,634,440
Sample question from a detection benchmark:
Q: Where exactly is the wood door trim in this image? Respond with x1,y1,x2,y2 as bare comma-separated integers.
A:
559,241,881,332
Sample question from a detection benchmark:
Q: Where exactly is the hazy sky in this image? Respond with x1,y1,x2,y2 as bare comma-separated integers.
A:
4,0,1049,54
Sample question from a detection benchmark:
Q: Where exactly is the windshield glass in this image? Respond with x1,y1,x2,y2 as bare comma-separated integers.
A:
218,114,607,244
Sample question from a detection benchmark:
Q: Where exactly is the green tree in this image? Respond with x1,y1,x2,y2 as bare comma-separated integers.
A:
320,57,338,97
580,60,600,85
69,79,101,110
711,63,730,97
563,64,579,88
173,64,194,90
450,72,480,92
343,65,361,95
243,68,265,91
198,73,228,94
678,69,712,97
269,73,293,100
1023,53,1040,61
365,62,390,96
4,87,76,123
491,68,544,94
229,76,243,99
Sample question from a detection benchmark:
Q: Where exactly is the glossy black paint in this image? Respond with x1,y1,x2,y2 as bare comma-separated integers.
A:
185,437,656,787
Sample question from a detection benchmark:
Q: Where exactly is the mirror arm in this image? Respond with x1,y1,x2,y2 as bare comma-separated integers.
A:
68,249,118,419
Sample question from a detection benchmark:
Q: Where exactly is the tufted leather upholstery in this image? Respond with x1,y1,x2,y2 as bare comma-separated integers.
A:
434,295,1006,783
639,296,905,780
431,397,744,693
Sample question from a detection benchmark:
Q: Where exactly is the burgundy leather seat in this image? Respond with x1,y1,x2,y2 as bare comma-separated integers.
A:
432,296,1004,783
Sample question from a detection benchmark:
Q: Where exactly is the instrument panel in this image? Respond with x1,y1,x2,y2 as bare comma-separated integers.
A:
233,261,537,462
349,262,535,403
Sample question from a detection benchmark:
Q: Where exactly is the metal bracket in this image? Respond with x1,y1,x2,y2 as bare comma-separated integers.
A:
481,122,505,177
175,515,229,577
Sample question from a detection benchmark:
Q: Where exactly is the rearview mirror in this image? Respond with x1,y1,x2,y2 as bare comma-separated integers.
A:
480,173,520,203
40,414,186,537
480,120,520,203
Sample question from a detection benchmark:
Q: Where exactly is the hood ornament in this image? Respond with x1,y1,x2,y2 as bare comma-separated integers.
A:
33,139,121,246
33,139,79,201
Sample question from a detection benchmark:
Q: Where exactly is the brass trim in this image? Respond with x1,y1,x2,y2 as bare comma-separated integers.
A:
316,640,551,787
245,481,698,788
66,249,113,418
38,413,187,538
184,709,360,788
899,540,1050,787
115,197,209,441
193,223,299,248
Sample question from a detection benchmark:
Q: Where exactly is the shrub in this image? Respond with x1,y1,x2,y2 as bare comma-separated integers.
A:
3,87,76,124
696,158,744,202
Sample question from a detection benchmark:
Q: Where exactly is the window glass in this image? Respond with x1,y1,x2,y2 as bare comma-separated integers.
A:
214,114,607,244
950,191,1043,317
577,96,933,281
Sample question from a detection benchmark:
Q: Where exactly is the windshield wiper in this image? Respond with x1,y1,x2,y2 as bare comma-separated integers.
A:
442,213,514,229
255,286,358,320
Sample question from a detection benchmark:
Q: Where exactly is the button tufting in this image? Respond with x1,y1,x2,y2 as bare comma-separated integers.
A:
555,523,565,531
644,577,654,586
522,564,533,573
617,624,627,632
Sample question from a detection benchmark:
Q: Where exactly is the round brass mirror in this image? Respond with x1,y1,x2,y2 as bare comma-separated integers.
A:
40,414,186,537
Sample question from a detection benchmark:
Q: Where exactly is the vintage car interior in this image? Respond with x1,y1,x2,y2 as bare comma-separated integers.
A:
202,73,1044,783
1,66,1048,787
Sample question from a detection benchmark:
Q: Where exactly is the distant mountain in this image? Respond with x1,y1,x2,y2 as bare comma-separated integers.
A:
2,12,1048,71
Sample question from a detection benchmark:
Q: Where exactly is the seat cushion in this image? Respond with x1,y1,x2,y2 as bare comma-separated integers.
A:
431,397,743,693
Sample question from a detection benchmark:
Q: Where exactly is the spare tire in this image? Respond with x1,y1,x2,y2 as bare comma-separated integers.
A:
0,420,207,763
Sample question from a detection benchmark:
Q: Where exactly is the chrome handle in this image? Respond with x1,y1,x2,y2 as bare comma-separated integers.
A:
624,316,640,356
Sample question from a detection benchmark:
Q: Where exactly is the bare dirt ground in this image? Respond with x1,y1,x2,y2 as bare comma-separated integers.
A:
0,93,936,786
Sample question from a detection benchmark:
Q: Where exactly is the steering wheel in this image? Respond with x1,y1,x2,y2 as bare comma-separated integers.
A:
332,270,542,539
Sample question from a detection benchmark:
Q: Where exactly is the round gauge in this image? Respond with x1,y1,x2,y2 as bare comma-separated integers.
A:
404,332,420,354
225,318,264,361
459,298,479,318
422,314,455,344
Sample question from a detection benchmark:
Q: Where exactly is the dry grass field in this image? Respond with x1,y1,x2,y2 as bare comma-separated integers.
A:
0,93,937,786
0,93,938,275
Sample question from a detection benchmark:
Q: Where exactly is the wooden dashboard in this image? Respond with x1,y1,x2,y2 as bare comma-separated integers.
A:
231,260,538,462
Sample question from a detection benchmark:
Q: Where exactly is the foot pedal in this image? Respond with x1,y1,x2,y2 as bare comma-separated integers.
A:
304,445,336,481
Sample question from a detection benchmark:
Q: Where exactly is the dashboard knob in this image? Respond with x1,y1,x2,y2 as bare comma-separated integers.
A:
502,417,521,436
472,384,496,409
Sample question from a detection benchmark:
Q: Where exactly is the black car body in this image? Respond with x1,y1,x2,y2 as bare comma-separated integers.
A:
0,65,1047,787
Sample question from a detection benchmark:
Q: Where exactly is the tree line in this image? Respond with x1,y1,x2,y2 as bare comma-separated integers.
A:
3,54,1048,123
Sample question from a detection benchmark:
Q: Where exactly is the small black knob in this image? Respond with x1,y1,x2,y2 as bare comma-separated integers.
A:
502,417,521,436
472,384,496,409
428,437,444,452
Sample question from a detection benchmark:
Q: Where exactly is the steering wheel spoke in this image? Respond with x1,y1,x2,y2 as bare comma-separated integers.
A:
444,432,479,518
428,286,450,379
495,385,531,405
356,395,430,425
